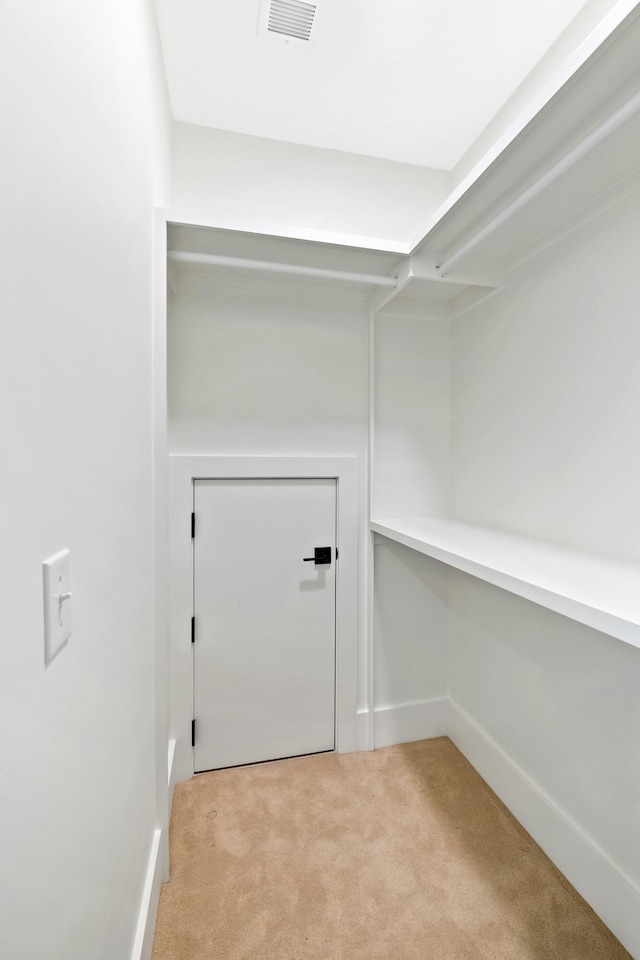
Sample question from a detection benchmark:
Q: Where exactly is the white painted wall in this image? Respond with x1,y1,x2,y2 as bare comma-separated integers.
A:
447,573,640,953
374,543,448,708
169,281,368,458
449,574,640,885
450,186,640,563
371,314,450,745
373,541,448,747
0,3,170,959
171,123,451,249
448,178,640,951
373,315,450,520
374,544,448,709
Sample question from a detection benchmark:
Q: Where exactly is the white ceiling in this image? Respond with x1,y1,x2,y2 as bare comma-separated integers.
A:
154,0,590,170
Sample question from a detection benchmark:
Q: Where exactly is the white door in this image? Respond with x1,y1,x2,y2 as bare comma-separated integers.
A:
193,478,336,771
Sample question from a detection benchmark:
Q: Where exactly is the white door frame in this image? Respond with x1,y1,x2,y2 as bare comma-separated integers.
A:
169,455,361,782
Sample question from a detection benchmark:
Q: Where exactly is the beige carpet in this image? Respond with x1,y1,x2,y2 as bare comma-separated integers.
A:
152,738,630,960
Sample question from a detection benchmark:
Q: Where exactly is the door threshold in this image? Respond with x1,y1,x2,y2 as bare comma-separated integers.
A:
195,748,335,775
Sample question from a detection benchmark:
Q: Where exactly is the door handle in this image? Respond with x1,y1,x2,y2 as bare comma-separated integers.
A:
303,546,332,565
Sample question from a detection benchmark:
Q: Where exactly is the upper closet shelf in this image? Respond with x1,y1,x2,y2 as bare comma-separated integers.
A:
371,517,640,649
373,253,504,320
373,5,640,318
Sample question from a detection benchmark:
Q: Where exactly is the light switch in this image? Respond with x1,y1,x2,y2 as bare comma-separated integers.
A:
43,549,72,663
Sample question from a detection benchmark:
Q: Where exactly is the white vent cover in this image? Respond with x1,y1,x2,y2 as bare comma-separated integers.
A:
259,0,322,47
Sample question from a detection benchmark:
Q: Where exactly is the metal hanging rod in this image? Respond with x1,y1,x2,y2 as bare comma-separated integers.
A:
436,87,640,277
167,250,398,288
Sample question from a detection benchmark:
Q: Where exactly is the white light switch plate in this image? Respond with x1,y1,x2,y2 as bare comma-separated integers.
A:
43,549,72,663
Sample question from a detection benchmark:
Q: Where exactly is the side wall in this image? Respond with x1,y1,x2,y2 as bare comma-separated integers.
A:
373,315,451,745
374,316,450,521
0,4,170,959
451,186,640,562
449,182,640,953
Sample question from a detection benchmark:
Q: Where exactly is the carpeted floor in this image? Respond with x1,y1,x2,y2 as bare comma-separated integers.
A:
152,737,631,960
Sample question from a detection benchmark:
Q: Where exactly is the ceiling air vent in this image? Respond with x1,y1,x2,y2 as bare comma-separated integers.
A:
259,0,322,48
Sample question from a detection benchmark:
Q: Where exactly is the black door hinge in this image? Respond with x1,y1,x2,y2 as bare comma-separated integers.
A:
191,512,195,538
191,616,195,644
191,719,196,748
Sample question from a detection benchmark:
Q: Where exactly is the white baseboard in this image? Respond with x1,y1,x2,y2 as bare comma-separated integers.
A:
130,828,164,960
447,699,640,960
374,697,448,749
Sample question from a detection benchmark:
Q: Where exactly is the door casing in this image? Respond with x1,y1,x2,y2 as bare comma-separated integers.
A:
169,455,362,782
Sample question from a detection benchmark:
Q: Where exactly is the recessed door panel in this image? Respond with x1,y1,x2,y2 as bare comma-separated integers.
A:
193,478,336,771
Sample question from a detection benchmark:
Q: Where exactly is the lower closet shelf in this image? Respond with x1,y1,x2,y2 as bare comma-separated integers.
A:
370,517,640,648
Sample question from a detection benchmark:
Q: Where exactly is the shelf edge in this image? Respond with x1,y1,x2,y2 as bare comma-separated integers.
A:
370,520,640,649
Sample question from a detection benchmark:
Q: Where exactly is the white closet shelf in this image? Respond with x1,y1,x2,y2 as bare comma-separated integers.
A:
371,7,640,316
370,517,640,649
372,253,504,319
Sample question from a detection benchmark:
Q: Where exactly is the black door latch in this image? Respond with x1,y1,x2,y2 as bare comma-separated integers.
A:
303,546,332,565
